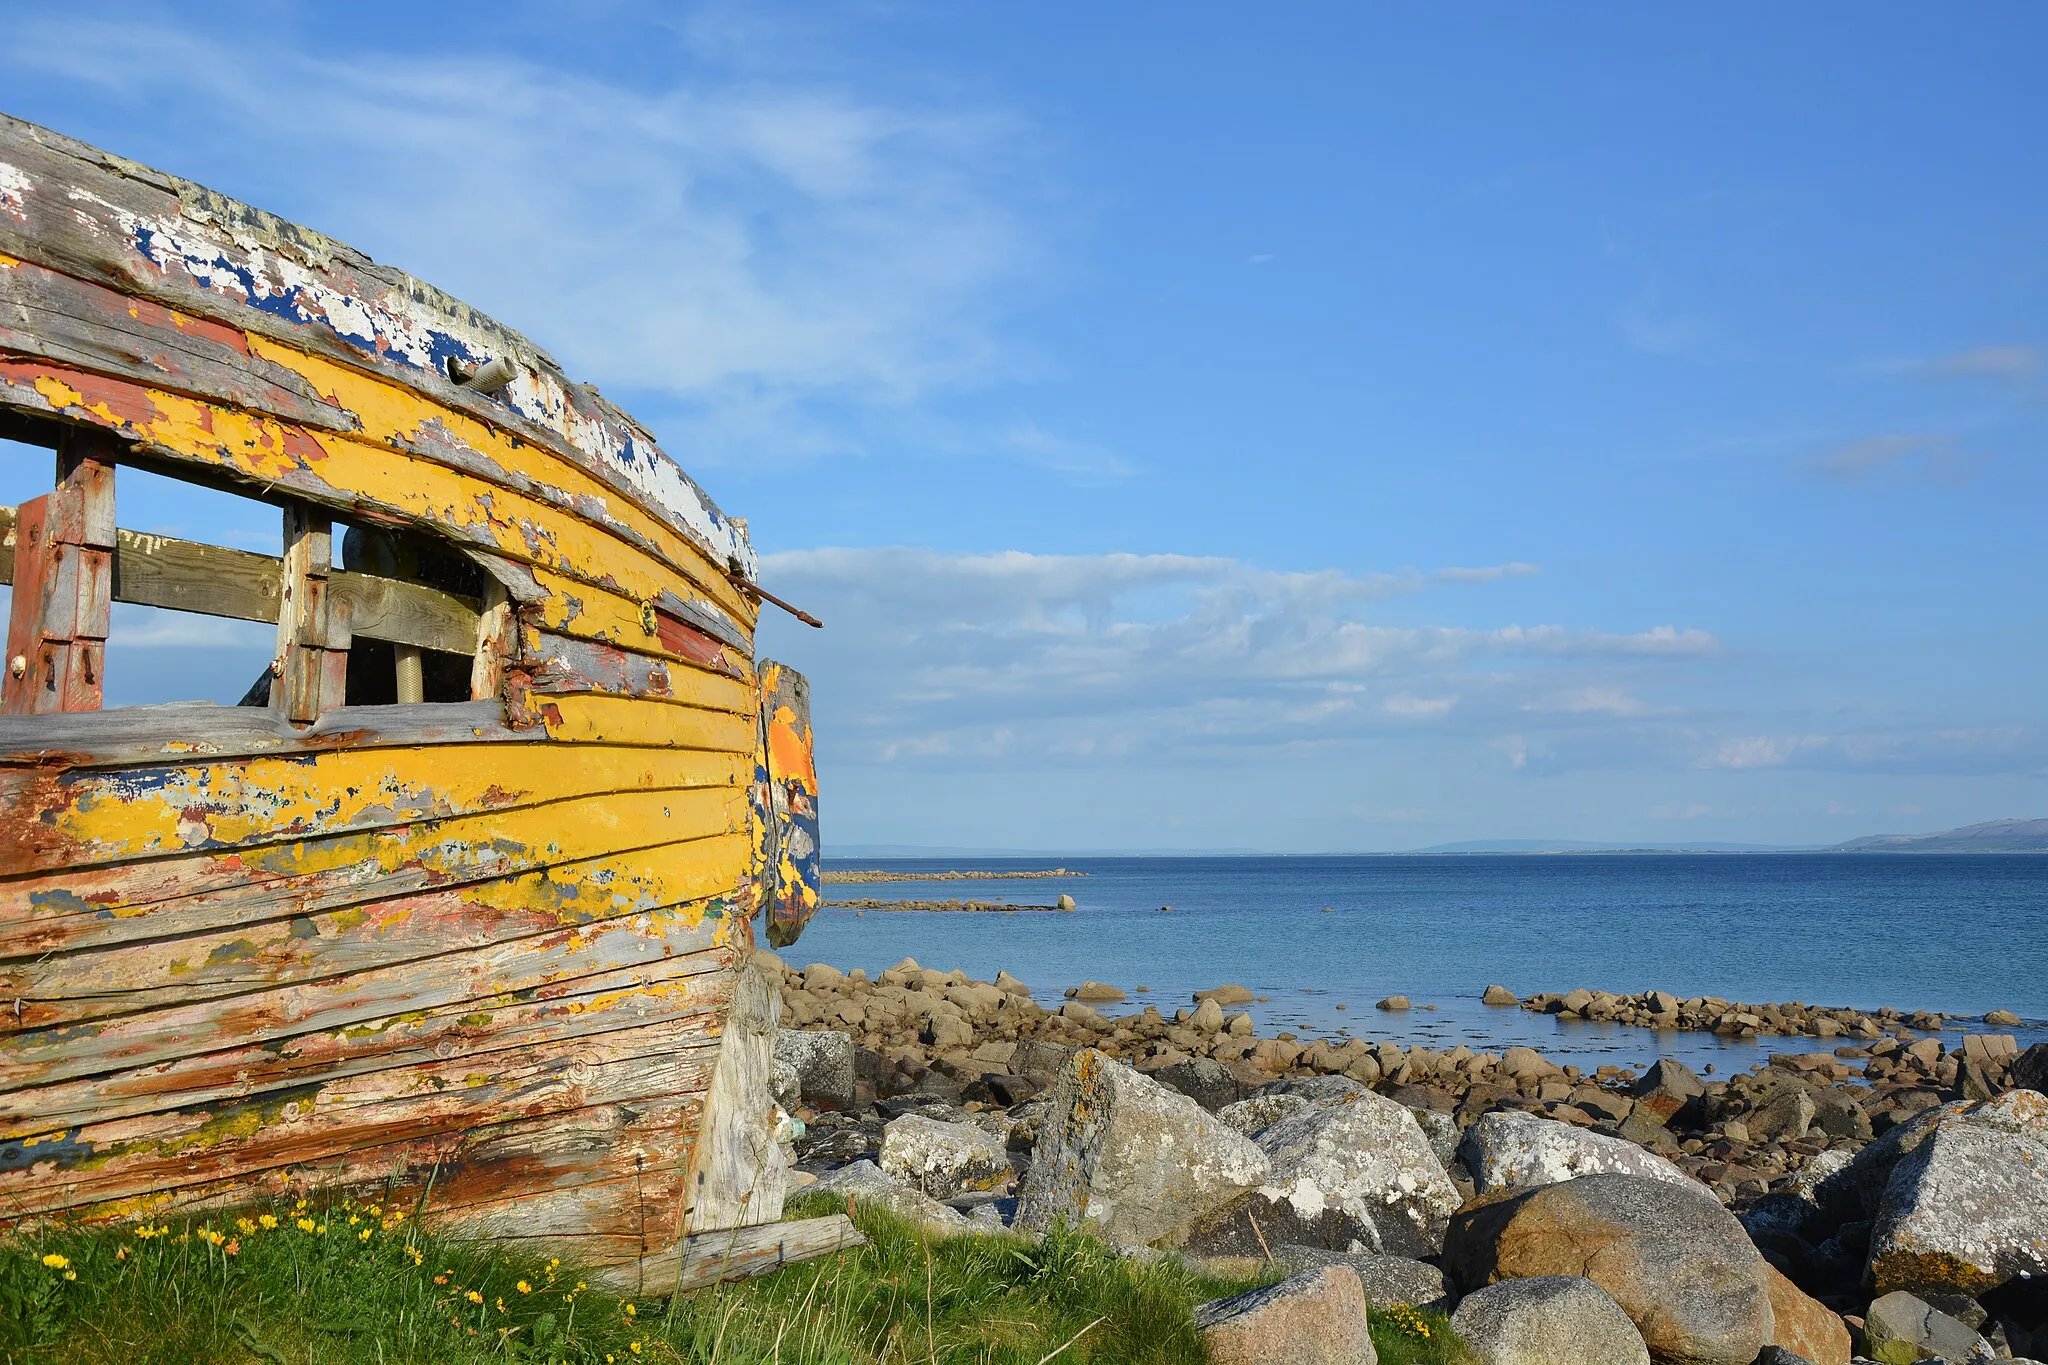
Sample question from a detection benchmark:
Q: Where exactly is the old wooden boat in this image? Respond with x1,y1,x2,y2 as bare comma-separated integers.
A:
0,113,840,1291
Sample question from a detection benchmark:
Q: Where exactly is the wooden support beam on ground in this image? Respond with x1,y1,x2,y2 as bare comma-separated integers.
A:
587,1214,868,1298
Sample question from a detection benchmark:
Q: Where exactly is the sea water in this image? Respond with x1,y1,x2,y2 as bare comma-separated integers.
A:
791,854,2048,1072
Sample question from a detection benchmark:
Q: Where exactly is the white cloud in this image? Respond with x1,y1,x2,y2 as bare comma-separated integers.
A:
1432,562,1539,584
758,546,1716,767
7,13,1050,462
1812,433,1980,484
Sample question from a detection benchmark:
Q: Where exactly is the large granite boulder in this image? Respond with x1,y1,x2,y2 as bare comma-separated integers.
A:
775,1028,856,1110
1015,1049,1268,1249
1152,1055,1245,1112
877,1114,1010,1199
810,1160,973,1234
1460,1110,1698,1195
1195,1265,1377,1365
1861,1289,1995,1363
1449,1275,1650,1365
1444,1173,1775,1365
1271,1245,1452,1311
1183,1089,1461,1258
1868,1088,2048,1297
1762,1264,1850,1365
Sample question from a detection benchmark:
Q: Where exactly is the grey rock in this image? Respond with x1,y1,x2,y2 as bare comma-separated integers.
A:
1449,1275,1650,1365
771,1056,802,1113
1862,1289,1995,1363
1482,984,1521,1006
1195,1265,1377,1365
1752,1350,1816,1365
809,1160,973,1233
774,1028,856,1111
1749,1087,1817,1142
877,1114,1010,1199
1868,1089,2048,1297
1008,1039,1074,1087
1219,1092,1312,1136
2011,1042,2048,1091
1152,1055,1245,1111
1270,1245,1451,1311
1015,1048,1269,1249
1185,1089,1461,1258
1459,1110,1699,1195
1408,1107,1462,1172
1445,1173,1773,1365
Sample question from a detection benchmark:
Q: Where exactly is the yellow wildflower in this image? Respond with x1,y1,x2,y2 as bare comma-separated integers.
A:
629,1343,642,1356
296,1218,317,1234
465,1290,483,1305
358,1228,373,1242
41,1253,69,1270
258,1213,278,1230
235,1217,257,1236
624,1303,636,1318
63,1270,77,1281
516,1280,531,1294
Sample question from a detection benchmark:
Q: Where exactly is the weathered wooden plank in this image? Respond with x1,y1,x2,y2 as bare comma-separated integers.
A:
8,1018,725,1219
593,1215,867,1298
526,632,747,708
2,501,479,653
0,253,359,432
0,697,535,771
531,563,750,660
272,505,345,723
536,692,758,752
0,879,746,1092
2,741,746,873
0,359,756,649
3,943,739,1136
685,952,789,1235
0,115,758,587
0,791,750,966
2,832,748,1029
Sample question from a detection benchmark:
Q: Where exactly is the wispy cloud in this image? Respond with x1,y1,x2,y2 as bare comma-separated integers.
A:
1923,344,2041,385
1812,433,1980,484
6,12,1052,466
1433,562,1539,584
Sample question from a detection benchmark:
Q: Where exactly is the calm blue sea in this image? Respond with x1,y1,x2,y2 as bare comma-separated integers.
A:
792,855,2048,1072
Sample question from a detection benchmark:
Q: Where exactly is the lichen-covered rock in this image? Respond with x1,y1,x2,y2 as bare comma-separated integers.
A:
1271,1245,1451,1311
1762,1264,1850,1365
1218,1091,1311,1136
1444,1173,1774,1365
1459,1110,1698,1195
774,1028,856,1111
1861,1289,1995,1363
1195,1265,1377,1365
1868,1088,2048,1297
878,1114,1010,1199
1184,1089,1461,1258
1408,1107,1462,1172
1015,1049,1268,1249
1449,1275,1650,1365
809,1160,973,1233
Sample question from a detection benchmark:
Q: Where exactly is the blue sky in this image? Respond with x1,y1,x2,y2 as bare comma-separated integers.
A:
3,2,2044,849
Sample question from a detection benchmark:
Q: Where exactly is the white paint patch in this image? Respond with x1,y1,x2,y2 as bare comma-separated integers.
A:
0,161,30,223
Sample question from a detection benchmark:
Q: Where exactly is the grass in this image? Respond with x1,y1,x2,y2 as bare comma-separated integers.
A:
0,1192,1466,1364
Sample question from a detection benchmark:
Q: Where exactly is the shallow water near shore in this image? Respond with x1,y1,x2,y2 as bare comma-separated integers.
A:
794,853,2048,1072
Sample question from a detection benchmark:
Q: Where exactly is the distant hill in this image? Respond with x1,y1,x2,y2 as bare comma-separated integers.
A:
1405,839,1791,854
1831,817,2048,853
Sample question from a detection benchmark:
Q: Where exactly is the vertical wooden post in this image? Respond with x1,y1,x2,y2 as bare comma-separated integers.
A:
273,504,348,723
2,431,115,714
469,581,513,701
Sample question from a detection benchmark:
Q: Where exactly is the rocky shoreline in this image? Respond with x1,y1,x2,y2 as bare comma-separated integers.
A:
1512,986,2025,1042
768,955,2048,1364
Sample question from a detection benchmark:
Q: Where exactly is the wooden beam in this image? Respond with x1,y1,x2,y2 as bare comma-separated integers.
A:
273,505,346,724
0,698,538,769
588,1214,868,1299
1,505,480,655
1,432,115,713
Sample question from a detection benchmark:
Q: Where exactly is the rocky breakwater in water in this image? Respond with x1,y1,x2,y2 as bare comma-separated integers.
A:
1508,984,2029,1051
773,956,2048,1363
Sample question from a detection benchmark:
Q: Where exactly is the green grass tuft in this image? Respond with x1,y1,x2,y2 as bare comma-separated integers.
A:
1,1191,1467,1363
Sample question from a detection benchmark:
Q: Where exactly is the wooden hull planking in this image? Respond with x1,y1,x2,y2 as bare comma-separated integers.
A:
0,113,825,1279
